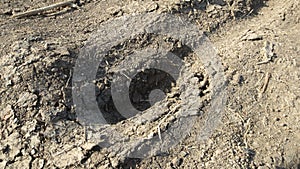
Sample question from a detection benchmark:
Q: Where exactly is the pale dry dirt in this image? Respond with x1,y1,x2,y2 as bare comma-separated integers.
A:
0,0,299,169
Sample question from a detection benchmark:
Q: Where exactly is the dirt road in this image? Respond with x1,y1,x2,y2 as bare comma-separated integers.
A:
0,0,299,168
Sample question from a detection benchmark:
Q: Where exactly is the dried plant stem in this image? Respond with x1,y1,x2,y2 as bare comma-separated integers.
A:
261,72,271,94
13,0,77,18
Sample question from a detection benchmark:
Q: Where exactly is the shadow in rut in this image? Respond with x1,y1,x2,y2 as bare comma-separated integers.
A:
118,158,142,169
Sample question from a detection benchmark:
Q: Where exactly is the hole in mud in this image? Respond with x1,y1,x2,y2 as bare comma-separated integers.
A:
129,68,176,111
94,33,208,124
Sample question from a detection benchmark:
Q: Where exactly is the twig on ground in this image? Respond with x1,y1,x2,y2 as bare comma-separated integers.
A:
45,7,71,17
13,0,77,18
157,112,171,141
257,58,272,65
157,125,162,141
260,72,271,94
226,0,239,20
54,145,76,156
65,70,72,88
243,118,251,148
120,71,132,81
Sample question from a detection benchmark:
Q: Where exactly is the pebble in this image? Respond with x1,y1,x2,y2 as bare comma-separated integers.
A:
17,92,38,108
81,142,98,150
30,135,41,148
1,8,12,15
214,149,223,156
6,79,13,86
1,105,14,121
231,74,243,85
54,47,70,56
241,31,263,41
111,158,119,168
257,165,270,169
52,147,84,168
108,7,122,16
147,132,155,139
146,2,158,12
281,123,287,127
206,4,222,14
31,158,44,169
179,151,188,157
21,120,38,138
30,148,36,155
12,8,21,13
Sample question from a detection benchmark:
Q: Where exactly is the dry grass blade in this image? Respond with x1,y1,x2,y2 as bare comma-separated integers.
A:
261,72,271,94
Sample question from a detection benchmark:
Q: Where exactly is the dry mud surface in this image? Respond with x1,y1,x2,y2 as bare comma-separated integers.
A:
0,0,299,168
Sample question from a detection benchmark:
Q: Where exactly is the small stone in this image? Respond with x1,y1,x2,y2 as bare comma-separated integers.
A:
30,135,40,148
51,67,58,72
81,142,98,150
108,7,122,16
147,132,155,139
52,147,84,168
54,47,70,56
1,105,14,121
30,148,36,155
179,151,188,157
13,118,18,124
281,123,287,127
232,74,244,85
44,41,59,51
13,8,21,13
5,132,22,159
206,4,221,13
168,115,176,122
111,158,119,168
215,149,223,156
257,165,269,169
1,8,12,15
172,157,183,167
241,31,263,41
17,92,38,108
146,2,158,12
31,158,44,169
21,120,38,138
189,77,199,84
12,75,22,84
6,79,13,86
